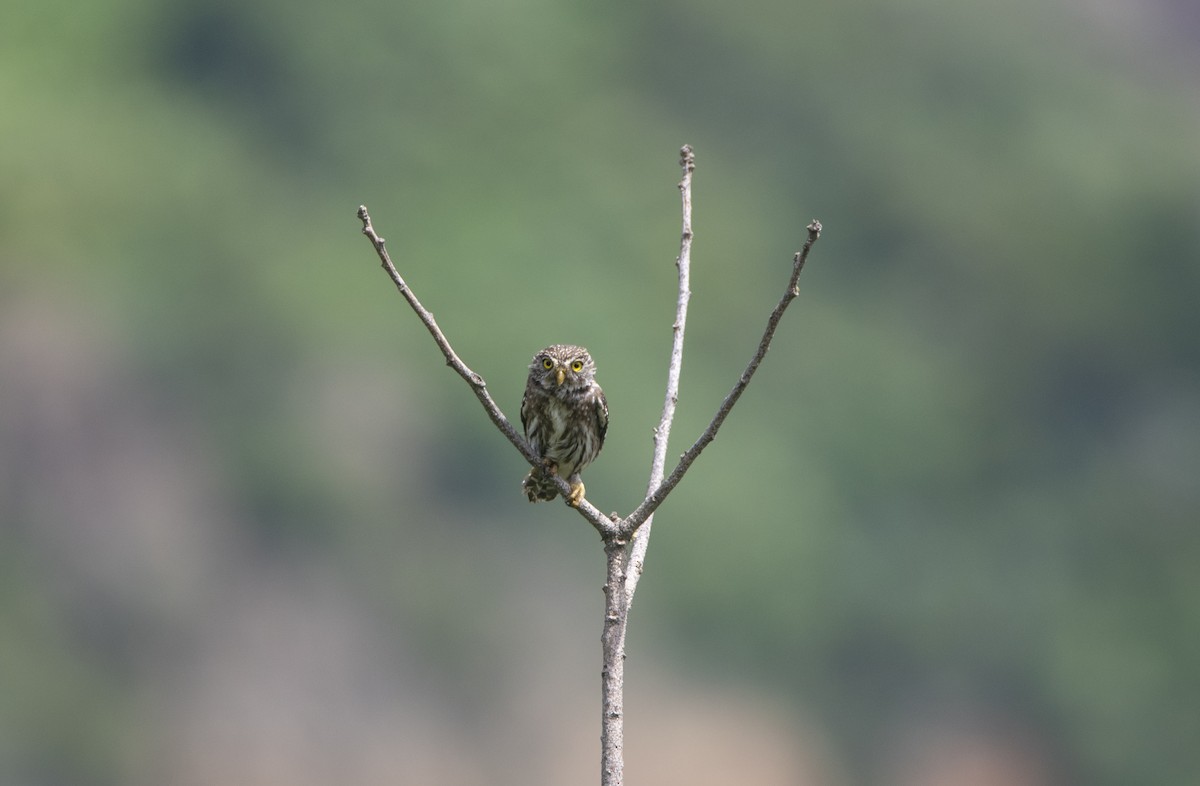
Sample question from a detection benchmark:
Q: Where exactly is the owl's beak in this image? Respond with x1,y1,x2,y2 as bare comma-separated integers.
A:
555,368,566,386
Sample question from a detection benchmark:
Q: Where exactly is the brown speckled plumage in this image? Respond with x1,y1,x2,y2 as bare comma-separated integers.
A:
520,344,608,505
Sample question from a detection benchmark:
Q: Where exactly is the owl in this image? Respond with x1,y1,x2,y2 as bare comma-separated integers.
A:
520,344,608,506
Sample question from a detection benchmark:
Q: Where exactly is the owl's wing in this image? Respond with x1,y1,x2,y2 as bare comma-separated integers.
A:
594,388,609,446
519,383,535,446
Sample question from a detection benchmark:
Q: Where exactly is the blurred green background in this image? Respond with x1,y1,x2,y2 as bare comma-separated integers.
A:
2,0,1198,783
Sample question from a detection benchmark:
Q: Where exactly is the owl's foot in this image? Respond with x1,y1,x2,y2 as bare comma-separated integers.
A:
566,478,585,507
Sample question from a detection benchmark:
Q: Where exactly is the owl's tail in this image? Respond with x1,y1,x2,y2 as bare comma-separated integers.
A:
522,465,560,502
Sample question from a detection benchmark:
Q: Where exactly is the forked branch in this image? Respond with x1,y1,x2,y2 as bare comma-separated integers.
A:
357,147,819,786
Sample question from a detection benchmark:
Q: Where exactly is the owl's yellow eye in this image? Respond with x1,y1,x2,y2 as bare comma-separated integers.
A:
542,358,554,370
571,360,584,372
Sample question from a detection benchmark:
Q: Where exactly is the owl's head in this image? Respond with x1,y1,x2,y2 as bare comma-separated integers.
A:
529,344,596,390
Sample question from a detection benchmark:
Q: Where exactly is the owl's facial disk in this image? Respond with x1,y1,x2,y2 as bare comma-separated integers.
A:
531,346,592,391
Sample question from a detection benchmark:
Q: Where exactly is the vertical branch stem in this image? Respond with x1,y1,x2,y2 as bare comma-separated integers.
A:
599,145,697,786
600,539,629,786
646,144,696,494
624,145,696,585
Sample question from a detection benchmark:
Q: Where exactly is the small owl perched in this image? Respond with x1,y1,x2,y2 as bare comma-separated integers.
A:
520,344,608,506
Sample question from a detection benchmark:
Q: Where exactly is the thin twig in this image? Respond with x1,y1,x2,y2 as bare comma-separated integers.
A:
356,205,618,538
624,145,696,592
646,144,695,499
620,219,822,535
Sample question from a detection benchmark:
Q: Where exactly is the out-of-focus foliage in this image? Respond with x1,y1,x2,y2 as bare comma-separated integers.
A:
2,0,1198,784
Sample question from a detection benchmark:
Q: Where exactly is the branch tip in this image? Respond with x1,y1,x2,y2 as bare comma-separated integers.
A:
679,144,695,171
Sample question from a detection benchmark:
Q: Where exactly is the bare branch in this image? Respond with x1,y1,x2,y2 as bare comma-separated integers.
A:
599,145,697,786
621,219,822,535
357,206,528,459
600,539,629,786
359,154,821,786
356,205,618,538
622,144,696,587
646,144,696,497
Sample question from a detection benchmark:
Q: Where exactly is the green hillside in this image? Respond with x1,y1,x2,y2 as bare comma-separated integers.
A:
2,0,1198,784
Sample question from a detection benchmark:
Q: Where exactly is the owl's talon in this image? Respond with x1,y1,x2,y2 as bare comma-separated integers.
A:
566,480,585,507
